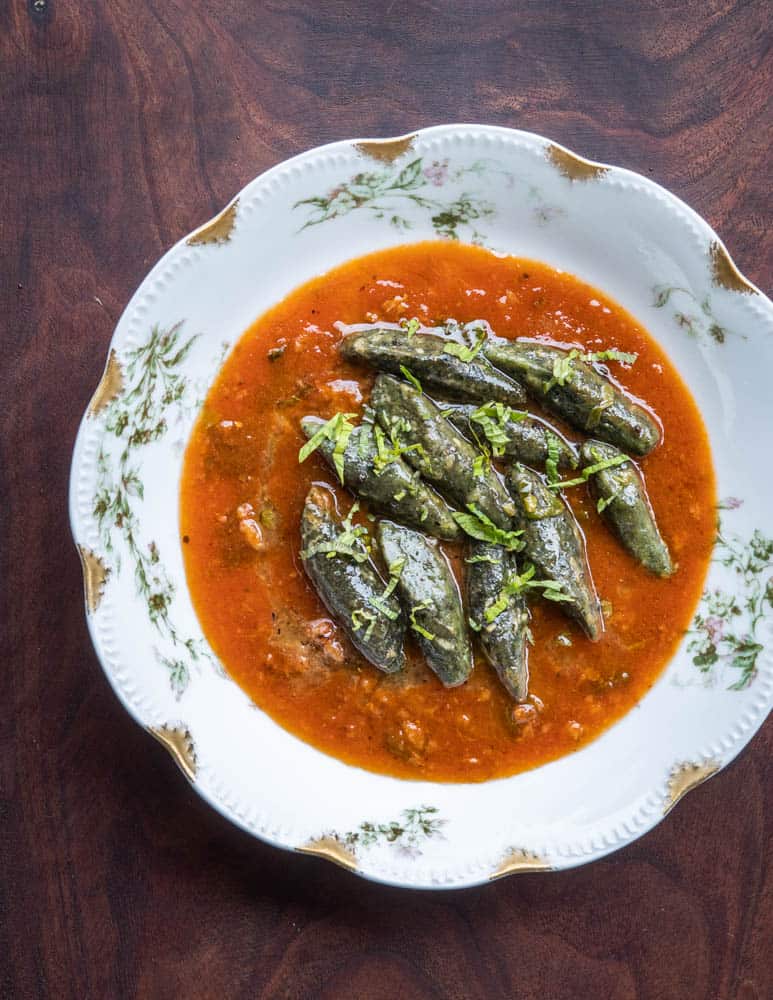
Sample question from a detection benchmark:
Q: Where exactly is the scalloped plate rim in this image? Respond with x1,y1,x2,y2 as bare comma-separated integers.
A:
68,123,773,889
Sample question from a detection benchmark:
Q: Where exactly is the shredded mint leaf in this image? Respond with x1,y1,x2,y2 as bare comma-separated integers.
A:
410,602,435,641
373,415,424,474
466,420,492,479
298,412,358,484
399,365,422,393
369,597,399,620
464,552,501,565
468,617,482,633
302,500,372,564
548,453,629,491
388,556,406,579
543,347,637,393
452,504,524,551
543,349,582,392
597,491,620,513
545,432,561,485
369,555,405,619
400,317,421,338
443,327,487,363
483,592,510,623
542,586,573,603
351,606,377,640
357,424,370,459
585,395,614,430
586,349,638,365
472,452,489,478
470,401,519,457
483,563,571,623
303,525,370,564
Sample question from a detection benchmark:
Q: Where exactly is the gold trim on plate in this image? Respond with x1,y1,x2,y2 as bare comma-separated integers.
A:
77,545,109,613
546,144,608,182
87,349,124,417
490,848,553,880
709,241,757,294
149,725,198,780
186,199,239,246
354,133,417,164
664,760,720,815
298,836,358,872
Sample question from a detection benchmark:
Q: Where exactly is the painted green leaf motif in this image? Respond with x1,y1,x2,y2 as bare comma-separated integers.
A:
686,500,773,690
393,158,423,189
92,321,215,697
336,806,445,858
292,157,559,243
652,283,738,344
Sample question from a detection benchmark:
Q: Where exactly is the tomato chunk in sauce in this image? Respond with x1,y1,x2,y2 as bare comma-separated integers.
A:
180,242,715,782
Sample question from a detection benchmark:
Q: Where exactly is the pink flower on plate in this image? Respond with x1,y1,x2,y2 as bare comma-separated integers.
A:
723,497,743,510
423,159,449,186
705,617,724,644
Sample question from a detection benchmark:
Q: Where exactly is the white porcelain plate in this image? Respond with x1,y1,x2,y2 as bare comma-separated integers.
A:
69,124,773,888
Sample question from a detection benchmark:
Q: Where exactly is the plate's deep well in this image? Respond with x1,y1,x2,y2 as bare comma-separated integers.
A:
70,125,773,888
179,240,716,783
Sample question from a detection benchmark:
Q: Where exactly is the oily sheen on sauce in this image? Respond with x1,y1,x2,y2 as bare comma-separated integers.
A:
180,242,715,783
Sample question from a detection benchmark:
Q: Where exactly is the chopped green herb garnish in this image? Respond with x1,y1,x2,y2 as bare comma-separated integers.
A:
303,501,371,563
464,552,501,565
400,317,421,338
373,415,424,474
303,535,368,564
470,401,521,457
543,347,638,393
393,489,407,502
548,453,629,491
443,327,487,363
483,591,509,623
483,563,571,623
452,504,524,551
357,423,370,459
369,598,399,620
468,617,482,633
585,397,614,430
399,365,422,393
369,555,405,620
388,556,406,579
466,419,491,479
351,606,377,640
409,603,435,641
545,432,561,485
419,507,428,522
298,412,357,484
586,349,638,365
543,349,582,392
597,491,619,513
472,451,489,478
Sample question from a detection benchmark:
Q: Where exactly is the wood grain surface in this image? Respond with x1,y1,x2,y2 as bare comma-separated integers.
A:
1,2,770,998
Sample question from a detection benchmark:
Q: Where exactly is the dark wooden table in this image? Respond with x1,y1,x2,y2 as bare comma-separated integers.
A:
2,2,770,997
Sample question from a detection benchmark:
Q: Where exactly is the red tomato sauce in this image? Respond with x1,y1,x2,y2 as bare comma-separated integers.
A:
180,241,715,782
